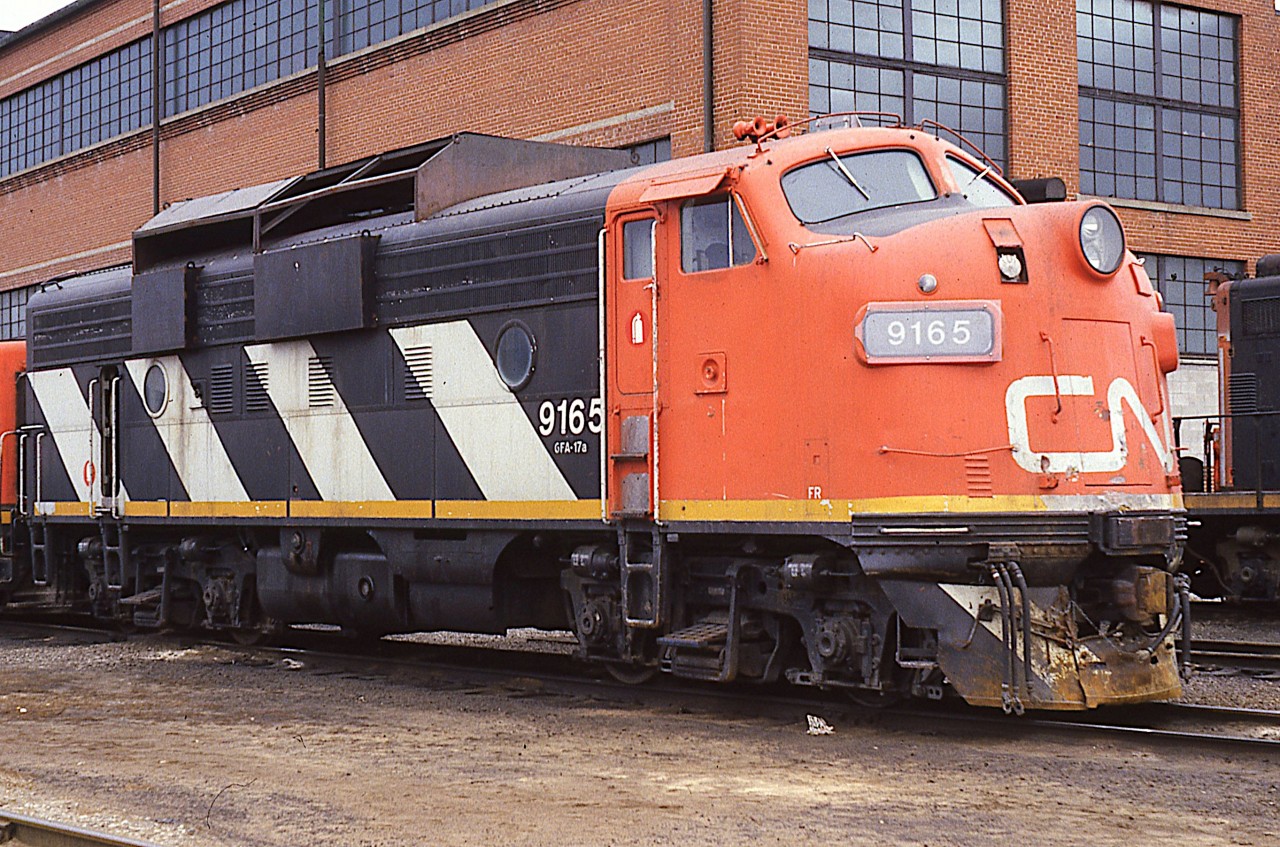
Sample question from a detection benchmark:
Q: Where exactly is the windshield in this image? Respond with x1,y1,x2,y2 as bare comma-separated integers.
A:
946,157,1018,208
781,149,937,225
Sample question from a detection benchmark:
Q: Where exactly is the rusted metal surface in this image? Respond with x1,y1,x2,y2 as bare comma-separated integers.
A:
1075,635,1181,707
882,579,1182,711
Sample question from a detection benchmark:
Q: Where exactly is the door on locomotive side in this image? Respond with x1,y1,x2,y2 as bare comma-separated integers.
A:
89,365,122,516
605,211,659,518
605,167,760,522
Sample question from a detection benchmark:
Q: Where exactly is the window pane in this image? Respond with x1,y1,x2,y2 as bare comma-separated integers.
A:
781,148,936,224
947,156,1016,207
809,0,1007,167
1076,0,1239,209
623,220,654,280
1137,253,1243,356
681,199,732,273
730,200,757,266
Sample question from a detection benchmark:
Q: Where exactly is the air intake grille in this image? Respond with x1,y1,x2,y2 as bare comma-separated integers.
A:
1229,372,1259,414
964,455,994,498
403,345,433,400
209,364,235,415
376,217,599,323
245,362,271,413
1243,297,1280,337
30,293,132,367
308,356,336,408
193,267,255,345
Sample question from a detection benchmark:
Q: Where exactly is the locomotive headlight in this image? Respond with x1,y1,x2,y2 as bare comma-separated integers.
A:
1079,205,1125,275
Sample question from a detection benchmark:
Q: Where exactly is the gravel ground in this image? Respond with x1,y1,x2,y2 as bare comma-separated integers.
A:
1185,603,1280,710
0,623,1278,846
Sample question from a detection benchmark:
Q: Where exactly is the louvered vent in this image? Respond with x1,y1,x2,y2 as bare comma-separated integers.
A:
403,345,433,400
1229,372,1259,414
308,356,336,408
964,454,994,498
245,362,272,412
209,365,235,415
1242,297,1280,337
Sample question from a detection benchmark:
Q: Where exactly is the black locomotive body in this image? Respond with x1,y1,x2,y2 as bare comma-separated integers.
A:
17,135,625,639
1183,254,1280,601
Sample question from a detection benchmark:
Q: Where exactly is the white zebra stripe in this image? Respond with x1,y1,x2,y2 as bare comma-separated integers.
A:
124,356,248,502
390,322,576,502
28,368,129,505
243,340,394,502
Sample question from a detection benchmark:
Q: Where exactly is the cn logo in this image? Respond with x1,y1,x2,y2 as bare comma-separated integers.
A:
1005,375,1174,475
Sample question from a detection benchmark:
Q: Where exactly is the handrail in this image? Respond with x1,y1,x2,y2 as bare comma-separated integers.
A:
110,375,122,519
1174,410,1280,501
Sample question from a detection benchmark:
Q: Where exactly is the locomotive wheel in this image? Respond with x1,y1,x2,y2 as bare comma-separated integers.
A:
230,621,282,647
605,663,658,685
844,688,904,709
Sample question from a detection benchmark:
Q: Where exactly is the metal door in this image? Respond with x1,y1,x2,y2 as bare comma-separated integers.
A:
606,214,660,518
90,366,122,517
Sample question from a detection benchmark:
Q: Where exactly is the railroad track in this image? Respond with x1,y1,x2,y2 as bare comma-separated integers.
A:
5,618,1280,753
981,701,1280,751
242,628,1280,752
0,809,164,847
1190,638,1280,673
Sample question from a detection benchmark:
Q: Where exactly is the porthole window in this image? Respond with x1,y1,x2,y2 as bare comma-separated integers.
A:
143,363,168,417
496,323,535,391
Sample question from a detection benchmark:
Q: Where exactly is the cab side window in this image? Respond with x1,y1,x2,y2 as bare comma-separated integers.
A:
622,219,654,280
680,195,756,273
947,157,1018,208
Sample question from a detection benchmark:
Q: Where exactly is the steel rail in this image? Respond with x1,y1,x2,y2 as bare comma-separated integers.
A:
1190,638,1280,673
920,708,1280,751
0,809,165,847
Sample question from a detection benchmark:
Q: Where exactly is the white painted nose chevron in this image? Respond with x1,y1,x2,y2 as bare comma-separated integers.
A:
123,356,248,502
1005,374,1174,475
390,321,576,502
244,340,394,502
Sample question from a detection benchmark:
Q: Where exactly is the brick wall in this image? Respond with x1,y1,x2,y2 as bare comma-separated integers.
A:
0,0,716,290
0,0,1277,293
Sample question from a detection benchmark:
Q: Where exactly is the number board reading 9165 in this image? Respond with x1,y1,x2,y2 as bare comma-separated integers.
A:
855,301,1002,364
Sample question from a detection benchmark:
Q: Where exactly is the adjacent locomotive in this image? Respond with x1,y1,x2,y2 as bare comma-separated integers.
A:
1181,254,1280,601
0,117,1186,711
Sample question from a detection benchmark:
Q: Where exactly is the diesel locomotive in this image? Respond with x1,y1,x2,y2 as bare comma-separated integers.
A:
0,117,1187,711
1181,254,1280,602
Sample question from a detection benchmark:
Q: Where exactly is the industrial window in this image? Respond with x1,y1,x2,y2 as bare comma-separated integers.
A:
1078,1,1239,209
808,0,1007,166
623,138,672,166
0,0,504,180
0,37,152,179
334,0,501,55
164,0,316,116
0,286,33,341
1137,253,1243,356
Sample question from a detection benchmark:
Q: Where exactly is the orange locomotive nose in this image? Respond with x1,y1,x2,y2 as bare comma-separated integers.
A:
599,118,1183,709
